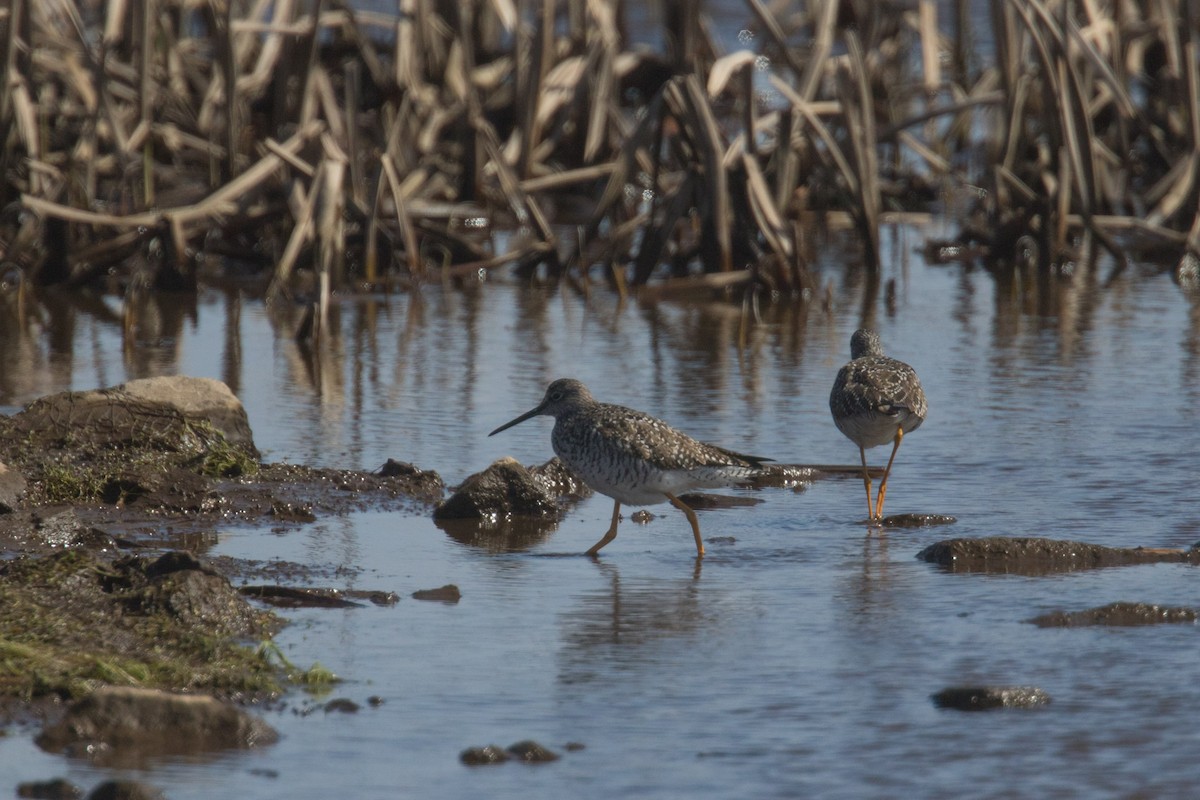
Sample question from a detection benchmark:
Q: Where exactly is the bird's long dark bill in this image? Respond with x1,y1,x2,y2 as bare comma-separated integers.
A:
488,403,545,436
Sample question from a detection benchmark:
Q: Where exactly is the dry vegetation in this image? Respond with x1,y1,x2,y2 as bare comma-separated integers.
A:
0,0,1197,319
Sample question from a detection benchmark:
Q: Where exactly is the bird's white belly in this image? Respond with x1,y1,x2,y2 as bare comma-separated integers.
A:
835,411,911,449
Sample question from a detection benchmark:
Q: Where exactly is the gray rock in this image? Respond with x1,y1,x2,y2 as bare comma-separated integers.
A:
10,376,257,458
118,376,256,451
37,686,278,758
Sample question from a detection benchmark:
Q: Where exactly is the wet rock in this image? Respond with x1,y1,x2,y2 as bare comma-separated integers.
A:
677,492,762,510
1028,601,1198,628
367,695,385,707
564,741,586,752
0,461,26,512
460,744,510,765
31,509,115,550
37,686,278,762
241,585,364,608
85,781,164,800
130,559,266,637
747,463,819,489
434,458,562,520
323,698,360,714
881,513,957,528
367,461,445,504
528,457,592,498
0,550,279,700
16,778,83,799
931,686,1051,711
143,550,210,579
506,739,560,763
411,584,461,603
631,510,654,523
269,500,317,523
917,537,1200,575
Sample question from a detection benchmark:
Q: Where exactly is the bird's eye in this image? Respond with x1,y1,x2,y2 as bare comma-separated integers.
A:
550,391,562,401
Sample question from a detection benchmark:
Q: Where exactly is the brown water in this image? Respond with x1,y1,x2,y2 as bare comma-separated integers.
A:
2,224,1200,797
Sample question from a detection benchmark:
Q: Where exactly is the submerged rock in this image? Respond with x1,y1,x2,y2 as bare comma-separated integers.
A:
16,778,83,799
460,744,510,765
881,513,957,528
411,584,461,603
931,686,1051,711
434,458,563,520
37,686,278,763
506,739,560,763
917,537,1200,575
84,781,164,800
1028,601,1198,627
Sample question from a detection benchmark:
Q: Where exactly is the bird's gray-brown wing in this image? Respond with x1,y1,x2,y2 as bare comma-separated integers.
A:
558,404,763,471
831,356,927,425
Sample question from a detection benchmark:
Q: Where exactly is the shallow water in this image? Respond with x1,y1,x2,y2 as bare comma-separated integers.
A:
2,225,1200,798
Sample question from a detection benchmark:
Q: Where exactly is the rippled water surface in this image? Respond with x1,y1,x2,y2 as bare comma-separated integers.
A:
2,228,1200,797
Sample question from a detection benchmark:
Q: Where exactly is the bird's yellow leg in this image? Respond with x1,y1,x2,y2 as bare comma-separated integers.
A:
665,492,705,557
858,446,874,522
585,500,622,557
874,429,905,520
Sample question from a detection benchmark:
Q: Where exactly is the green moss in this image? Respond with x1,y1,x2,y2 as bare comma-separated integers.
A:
183,420,259,478
0,551,290,701
39,462,107,503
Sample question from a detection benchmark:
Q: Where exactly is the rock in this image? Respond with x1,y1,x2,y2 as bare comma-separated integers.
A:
31,509,115,550
0,461,26,512
118,376,256,451
269,500,317,522
460,744,510,765
433,458,562,520
130,558,266,637
931,686,1051,711
411,584,461,603
240,585,364,608
1028,601,1198,627
11,376,256,455
917,537,1200,575
323,698,360,714
528,457,591,498
85,781,164,800
506,739,560,763
37,686,278,759
16,778,83,799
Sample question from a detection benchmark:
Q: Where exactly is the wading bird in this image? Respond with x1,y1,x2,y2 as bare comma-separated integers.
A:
490,378,769,557
829,329,927,521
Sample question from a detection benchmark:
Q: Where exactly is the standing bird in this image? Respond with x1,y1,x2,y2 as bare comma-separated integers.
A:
829,329,927,521
489,378,770,557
